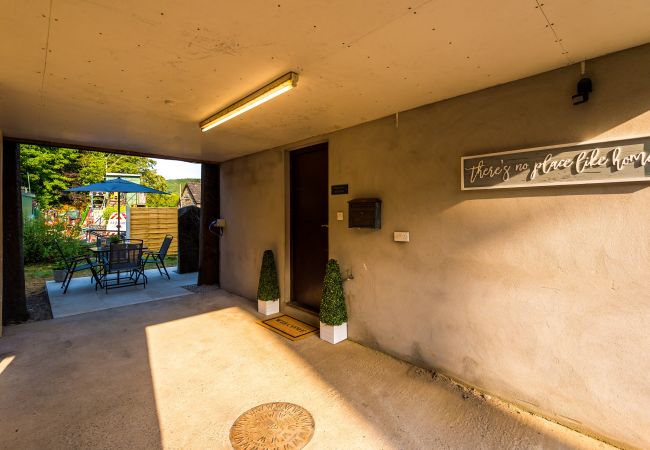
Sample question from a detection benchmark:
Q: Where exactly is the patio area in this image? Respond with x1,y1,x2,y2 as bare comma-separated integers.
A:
0,290,613,449
46,267,197,318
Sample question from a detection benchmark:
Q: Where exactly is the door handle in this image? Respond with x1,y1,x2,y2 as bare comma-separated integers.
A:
321,224,329,228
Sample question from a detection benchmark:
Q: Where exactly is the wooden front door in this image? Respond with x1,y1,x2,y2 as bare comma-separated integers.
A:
290,143,329,312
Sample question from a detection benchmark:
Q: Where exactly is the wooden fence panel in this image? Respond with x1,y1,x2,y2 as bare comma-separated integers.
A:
129,207,178,256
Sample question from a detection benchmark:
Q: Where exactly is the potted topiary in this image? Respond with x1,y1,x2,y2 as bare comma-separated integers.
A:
257,250,280,315
319,259,348,344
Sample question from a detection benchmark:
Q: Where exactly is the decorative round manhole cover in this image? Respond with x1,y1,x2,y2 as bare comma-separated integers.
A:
229,402,315,450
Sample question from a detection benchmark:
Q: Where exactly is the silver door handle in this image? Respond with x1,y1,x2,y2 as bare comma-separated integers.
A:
321,224,329,228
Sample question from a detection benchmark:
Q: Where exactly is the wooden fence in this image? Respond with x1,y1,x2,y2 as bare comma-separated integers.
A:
129,207,178,256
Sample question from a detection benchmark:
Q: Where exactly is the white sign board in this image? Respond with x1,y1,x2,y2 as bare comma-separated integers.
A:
106,212,127,233
461,137,650,190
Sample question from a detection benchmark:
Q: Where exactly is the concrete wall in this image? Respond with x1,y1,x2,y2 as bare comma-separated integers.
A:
220,44,650,449
220,149,287,300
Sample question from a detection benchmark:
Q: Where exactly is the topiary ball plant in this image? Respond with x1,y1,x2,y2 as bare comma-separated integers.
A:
257,250,280,301
319,259,348,325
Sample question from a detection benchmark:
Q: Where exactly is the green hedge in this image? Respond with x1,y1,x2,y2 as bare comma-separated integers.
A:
319,259,348,325
23,216,83,264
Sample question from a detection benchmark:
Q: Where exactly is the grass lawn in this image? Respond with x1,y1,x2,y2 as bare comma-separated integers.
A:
24,263,58,297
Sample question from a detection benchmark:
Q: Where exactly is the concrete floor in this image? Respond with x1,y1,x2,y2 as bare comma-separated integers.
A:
0,290,615,450
47,267,196,318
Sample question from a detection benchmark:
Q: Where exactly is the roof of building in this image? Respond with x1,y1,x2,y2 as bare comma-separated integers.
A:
183,182,201,205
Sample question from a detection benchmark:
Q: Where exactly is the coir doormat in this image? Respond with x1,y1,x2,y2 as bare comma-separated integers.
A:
257,315,317,341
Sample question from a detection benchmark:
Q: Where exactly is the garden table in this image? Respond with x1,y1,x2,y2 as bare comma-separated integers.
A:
88,243,148,290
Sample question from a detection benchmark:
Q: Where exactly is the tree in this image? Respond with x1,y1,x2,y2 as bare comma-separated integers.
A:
78,151,106,186
19,145,80,209
20,145,176,209
99,153,171,206
146,192,179,207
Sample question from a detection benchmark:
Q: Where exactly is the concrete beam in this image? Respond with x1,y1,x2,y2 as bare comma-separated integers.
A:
198,163,220,286
2,140,27,324
0,131,3,334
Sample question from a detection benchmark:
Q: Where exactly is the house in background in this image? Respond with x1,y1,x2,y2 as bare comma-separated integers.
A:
179,182,201,208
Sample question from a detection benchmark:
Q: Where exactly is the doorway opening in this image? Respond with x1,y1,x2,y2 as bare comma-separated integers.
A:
1,138,213,325
290,142,329,313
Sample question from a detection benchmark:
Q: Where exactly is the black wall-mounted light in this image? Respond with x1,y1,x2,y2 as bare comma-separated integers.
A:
572,77,592,105
571,61,592,106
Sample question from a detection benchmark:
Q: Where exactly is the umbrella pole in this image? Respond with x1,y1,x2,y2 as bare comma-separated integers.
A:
117,192,121,236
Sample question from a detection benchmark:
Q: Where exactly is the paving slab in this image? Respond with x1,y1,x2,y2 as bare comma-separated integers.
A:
0,290,616,450
46,267,196,318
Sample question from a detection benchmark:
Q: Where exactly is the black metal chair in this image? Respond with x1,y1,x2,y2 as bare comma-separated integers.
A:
143,235,173,279
101,239,146,292
54,240,102,294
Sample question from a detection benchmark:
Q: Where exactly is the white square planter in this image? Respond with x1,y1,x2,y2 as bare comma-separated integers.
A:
320,322,348,344
258,299,280,315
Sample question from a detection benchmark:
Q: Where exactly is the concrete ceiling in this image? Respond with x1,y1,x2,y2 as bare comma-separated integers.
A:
1,0,650,162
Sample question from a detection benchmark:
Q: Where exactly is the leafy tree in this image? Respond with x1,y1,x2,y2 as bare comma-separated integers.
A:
99,153,171,206
78,151,106,186
20,145,180,209
103,154,164,187
146,192,179,207
19,145,80,209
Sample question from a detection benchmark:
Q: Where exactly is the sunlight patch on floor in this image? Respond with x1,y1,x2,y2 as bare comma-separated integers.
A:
0,355,15,375
144,305,383,449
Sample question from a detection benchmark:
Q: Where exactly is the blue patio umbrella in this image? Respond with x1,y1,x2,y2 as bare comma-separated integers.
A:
65,177,168,234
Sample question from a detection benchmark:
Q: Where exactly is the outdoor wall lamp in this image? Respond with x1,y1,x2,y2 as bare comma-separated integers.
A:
200,72,299,132
571,61,592,106
208,218,226,236
572,77,592,105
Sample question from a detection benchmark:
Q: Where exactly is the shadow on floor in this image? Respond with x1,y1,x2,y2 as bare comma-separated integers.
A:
272,322,614,450
0,290,234,450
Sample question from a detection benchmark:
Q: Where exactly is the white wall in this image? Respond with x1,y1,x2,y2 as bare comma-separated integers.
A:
220,44,650,449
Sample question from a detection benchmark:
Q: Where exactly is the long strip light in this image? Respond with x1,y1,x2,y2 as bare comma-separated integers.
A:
200,72,299,132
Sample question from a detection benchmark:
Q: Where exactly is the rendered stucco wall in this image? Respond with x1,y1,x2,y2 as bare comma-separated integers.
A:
220,44,650,449
220,149,286,300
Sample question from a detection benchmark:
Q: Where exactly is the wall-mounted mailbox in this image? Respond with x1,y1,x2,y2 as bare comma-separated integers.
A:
348,198,381,229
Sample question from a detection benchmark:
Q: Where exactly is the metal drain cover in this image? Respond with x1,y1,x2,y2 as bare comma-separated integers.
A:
229,402,315,450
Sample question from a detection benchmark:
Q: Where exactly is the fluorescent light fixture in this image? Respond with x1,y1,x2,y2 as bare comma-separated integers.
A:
200,72,299,132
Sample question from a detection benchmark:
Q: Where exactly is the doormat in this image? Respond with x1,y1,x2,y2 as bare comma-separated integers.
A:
257,315,317,341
